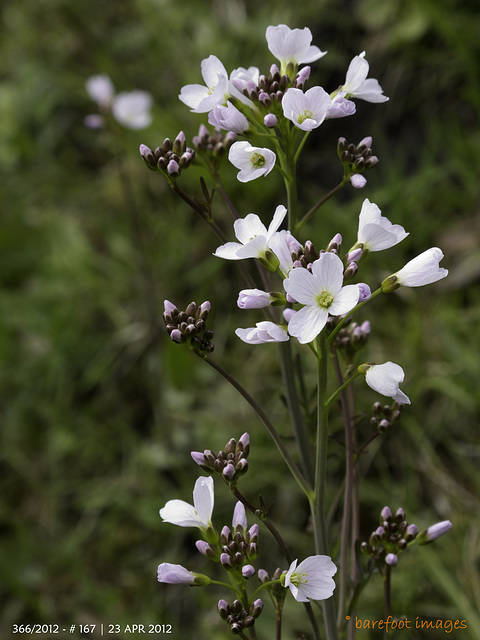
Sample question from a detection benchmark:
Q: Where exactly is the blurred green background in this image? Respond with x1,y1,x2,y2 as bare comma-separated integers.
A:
1,0,479,638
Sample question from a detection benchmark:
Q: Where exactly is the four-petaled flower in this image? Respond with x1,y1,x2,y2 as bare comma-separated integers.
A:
284,555,337,602
282,87,332,131
160,476,214,530
266,25,327,75
341,51,389,103
356,199,409,252
361,361,411,404
235,321,289,344
228,141,276,182
214,205,286,263
179,55,229,113
283,253,360,344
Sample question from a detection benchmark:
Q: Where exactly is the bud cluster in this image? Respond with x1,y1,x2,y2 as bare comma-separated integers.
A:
193,124,237,157
217,598,263,635
233,63,310,109
140,131,195,178
361,506,418,567
191,433,250,485
370,401,402,433
333,317,371,353
163,300,214,353
337,136,379,181
219,520,259,572
290,233,342,272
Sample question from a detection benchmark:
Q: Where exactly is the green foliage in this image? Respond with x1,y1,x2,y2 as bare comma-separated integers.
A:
1,0,479,638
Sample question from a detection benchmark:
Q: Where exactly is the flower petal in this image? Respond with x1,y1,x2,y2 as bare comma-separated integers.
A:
287,305,328,344
193,476,214,526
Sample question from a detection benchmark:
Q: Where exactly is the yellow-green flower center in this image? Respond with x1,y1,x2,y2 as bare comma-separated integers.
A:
250,152,266,168
291,571,308,586
297,110,313,124
317,290,334,308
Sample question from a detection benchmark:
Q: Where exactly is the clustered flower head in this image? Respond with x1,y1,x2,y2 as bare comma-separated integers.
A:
338,137,379,189
361,506,452,568
163,300,214,353
217,597,264,635
85,74,152,130
191,433,251,487
369,400,403,433
139,132,195,179
331,316,371,355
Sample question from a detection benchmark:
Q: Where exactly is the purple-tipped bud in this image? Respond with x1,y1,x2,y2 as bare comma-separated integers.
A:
344,261,358,279
360,320,371,335
350,174,367,189
220,553,232,568
139,143,156,167
237,432,250,455
195,540,211,556
191,451,206,466
358,136,373,149
395,508,405,522
247,524,260,543
381,506,392,521
221,525,232,545
347,248,363,263
365,155,379,169
264,113,278,127
170,329,185,343
197,301,211,320
217,599,229,619
405,524,418,540
385,553,398,566
223,463,235,480
270,63,280,78
296,66,311,82
167,159,180,177
232,501,247,531
251,599,264,618
173,131,186,155
375,526,386,538
257,569,269,583
235,458,248,475
242,565,255,578
424,520,452,542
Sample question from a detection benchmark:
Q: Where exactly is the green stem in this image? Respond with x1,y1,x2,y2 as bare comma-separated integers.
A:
332,350,354,632
296,179,348,234
278,341,315,486
201,354,312,499
326,373,361,408
311,333,338,640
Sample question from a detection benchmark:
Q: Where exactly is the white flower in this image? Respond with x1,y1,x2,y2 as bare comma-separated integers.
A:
235,322,289,345
282,86,332,131
228,141,276,182
112,91,153,129
341,52,389,103
179,55,229,113
357,199,408,252
266,25,327,74
284,555,337,602
391,248,448,287
269,230,296,277
326,91,356,119
160,476,214,530
229,66,259,107
362,362,411,404
85,74,115,109
283,253,359,344
214,205,286,261
208,102,249,133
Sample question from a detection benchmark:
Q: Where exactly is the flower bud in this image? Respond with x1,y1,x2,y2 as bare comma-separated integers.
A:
251,598,264,618
264,113,278,127
218,599,229,619
385,553,398,566
242,565,255,578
